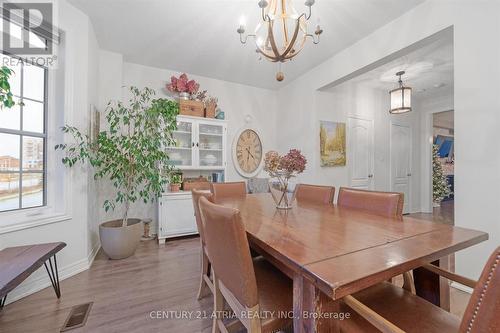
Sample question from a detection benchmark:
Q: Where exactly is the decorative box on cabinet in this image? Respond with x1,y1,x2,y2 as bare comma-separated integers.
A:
157,191,198,242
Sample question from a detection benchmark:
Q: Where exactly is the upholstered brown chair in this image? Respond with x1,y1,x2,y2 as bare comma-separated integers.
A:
191,189,214,300
339,246,500,333
337,187,404,218
209,181,247,201
295,184,335,205
198,197,292,333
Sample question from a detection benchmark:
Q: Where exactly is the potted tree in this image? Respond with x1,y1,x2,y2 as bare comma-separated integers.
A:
56,87,179,259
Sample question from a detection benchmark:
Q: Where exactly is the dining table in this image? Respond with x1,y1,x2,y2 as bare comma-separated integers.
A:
214,193,488,333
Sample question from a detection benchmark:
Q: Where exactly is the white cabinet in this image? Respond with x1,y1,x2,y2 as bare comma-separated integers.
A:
159,116,227,242
167,116,227,170
158,192,197,242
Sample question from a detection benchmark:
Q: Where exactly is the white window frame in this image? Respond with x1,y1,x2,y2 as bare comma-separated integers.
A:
0,31,71,234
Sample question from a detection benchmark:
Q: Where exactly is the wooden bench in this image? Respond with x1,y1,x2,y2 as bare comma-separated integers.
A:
0,242,66,309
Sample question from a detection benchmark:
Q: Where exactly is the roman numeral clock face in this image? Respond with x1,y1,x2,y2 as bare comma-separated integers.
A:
235,129,263,176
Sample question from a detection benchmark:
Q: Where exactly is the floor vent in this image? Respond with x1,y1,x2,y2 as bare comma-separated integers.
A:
60,302,93,332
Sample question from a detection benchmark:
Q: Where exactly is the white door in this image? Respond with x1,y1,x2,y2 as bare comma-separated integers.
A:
390,123,412,214
348,117,374,190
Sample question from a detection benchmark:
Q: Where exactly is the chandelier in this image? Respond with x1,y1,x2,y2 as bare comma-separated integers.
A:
389,71,412,114
237,0,323,81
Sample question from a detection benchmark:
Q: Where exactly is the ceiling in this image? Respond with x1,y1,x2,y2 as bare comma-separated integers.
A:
68,0,424,90
324,36,454,100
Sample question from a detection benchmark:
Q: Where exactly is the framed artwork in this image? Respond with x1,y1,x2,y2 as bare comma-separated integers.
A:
319,121,346,167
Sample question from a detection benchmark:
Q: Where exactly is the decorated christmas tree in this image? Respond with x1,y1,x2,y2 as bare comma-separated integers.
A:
432,144,451,204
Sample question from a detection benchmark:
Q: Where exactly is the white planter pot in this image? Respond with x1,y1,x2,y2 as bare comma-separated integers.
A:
99,218,143,259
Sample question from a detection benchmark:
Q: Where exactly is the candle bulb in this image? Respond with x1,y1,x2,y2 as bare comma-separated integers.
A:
237,16,246,34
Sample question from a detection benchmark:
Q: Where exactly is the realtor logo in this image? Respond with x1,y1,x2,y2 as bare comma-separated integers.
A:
2,2,53,55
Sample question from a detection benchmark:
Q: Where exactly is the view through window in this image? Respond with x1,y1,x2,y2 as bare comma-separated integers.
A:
0,53,47,212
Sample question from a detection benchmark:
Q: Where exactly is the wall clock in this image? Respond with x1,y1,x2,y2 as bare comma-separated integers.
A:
232,128,264,178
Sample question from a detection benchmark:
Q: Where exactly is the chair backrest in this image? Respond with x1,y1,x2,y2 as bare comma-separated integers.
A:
191,189,213,246
337,187,404,218
247,178,270,194
460,246,500,333
296,184,335,205
210,181,247,201
198,196,258,308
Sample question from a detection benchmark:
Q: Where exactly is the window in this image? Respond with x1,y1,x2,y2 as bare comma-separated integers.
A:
0,53,47,213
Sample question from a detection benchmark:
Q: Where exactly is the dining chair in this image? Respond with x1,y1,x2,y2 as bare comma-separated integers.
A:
337,187,410,289
191,189,214,300
337,187,404,218
209,181,247,201
295,184,335,205
198,197,293,333
339,246,500,333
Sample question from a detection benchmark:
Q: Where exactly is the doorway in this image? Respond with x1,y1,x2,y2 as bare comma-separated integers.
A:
390,122,412,214
348,117,374,190
431,110,454,223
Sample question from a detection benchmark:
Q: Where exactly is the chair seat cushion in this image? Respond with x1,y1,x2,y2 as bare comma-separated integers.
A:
253,257,293,332
340,282,461,333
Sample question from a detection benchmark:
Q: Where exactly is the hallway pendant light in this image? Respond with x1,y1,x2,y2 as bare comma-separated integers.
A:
389,71,412,114
237,0,323,82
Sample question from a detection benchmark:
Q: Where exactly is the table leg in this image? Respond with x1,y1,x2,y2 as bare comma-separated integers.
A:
0,295,6,309
43,254,61,298
413,256,450,310
293,273,340,333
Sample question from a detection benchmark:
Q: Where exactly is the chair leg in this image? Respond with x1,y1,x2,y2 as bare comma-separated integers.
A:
212,273,223,333
197,250,211,300
44,254,61,298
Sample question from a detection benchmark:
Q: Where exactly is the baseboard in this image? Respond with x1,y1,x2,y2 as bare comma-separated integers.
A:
5,245,101,306
451,282,473,294
87,242,101,267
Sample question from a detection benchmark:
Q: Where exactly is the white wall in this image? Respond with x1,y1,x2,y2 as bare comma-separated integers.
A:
0,0,100,304
277,0,500,279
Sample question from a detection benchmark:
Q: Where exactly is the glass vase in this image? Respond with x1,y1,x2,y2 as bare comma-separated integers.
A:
269,172,298,209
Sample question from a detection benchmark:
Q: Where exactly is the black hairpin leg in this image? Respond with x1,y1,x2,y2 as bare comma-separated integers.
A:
0,295,7,309
44,254,61,298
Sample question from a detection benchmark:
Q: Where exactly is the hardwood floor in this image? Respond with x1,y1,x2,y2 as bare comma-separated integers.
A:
408,200,454,225
0,238,213,333
0,233,470,333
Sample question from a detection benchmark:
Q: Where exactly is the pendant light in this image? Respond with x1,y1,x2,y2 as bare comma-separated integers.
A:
389,71,412,114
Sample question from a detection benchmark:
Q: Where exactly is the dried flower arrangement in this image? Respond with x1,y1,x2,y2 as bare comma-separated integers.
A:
264,149,307,209
264,149,307,177
166,73,200,96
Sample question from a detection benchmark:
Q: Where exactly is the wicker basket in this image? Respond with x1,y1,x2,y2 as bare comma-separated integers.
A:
179,100,204,117
182,177,211,191
205,104,217,118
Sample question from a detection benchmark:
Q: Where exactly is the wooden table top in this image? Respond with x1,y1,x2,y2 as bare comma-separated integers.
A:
0,242,66,297
216,194,488,299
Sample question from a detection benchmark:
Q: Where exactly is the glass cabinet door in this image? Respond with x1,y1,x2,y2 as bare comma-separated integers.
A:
197,123,224,168
167,120,193,167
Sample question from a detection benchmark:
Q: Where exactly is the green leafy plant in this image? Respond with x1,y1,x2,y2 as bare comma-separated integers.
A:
0,66,16,109
170,173,182,185
56,87,179,226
